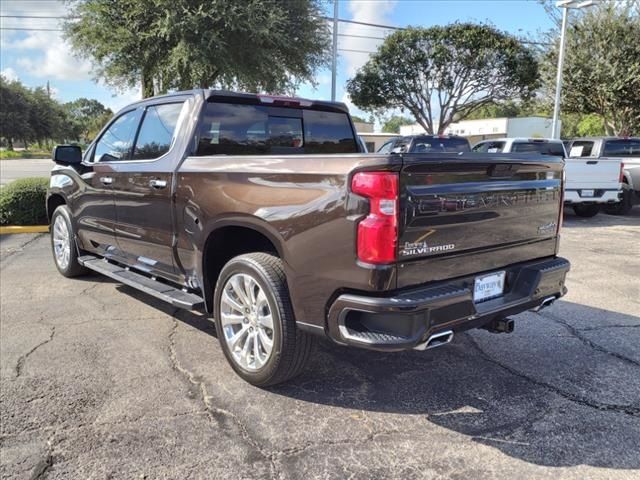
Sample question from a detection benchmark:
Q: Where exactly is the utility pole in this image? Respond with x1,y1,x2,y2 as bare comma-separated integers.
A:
551,0,598,139
551,7,568,139
46,80,51,99
331,0,338,101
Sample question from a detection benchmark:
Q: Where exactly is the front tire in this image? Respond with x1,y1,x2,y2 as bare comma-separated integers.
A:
573,204,600,218
50,205,88,277
214,253,314,386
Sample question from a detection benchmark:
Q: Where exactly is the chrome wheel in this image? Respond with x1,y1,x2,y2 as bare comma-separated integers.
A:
220,273,275,371
52,215,71,270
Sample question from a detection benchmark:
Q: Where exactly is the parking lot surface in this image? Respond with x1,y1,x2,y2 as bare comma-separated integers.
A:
1,210,639,479
0,159,52,186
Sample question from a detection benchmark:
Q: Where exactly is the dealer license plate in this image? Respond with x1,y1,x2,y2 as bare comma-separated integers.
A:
474,271,506,303
581,189,595,197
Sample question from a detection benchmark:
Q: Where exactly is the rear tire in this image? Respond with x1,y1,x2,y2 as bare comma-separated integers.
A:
50,205,89,277
604,187,633,215
213,252,315,387
573,204,600,218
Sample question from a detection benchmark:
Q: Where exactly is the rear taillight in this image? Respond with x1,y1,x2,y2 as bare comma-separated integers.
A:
619,162,625,183
351,172,399,264
558,169,565,234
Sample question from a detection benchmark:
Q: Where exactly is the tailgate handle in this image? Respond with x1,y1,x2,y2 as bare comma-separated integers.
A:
488,164,517,178
586,160,598,165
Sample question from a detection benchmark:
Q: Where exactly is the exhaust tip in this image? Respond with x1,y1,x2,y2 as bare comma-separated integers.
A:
415,330,454,351
531,296,557,312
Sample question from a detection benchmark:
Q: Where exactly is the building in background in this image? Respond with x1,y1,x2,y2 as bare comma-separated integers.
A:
400,117,559,145
353,122,401,152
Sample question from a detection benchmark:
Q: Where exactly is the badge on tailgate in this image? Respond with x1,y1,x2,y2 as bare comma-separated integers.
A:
474,271,506,303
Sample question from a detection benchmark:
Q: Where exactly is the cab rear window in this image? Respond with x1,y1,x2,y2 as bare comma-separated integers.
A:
196,102,357,155
512,141,565,156
410,137,470,153
603,139,640,157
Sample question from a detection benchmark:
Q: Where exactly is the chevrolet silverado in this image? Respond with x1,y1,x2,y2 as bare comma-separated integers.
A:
47,90,570,386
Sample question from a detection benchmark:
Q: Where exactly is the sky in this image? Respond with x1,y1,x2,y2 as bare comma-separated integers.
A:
0,0,556,116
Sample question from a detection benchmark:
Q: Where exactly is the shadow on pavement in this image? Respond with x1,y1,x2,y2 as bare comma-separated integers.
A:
563,206,640,228
108,280,640,470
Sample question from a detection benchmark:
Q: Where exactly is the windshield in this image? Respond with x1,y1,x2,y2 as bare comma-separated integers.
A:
603,139,640,157
409,136,470,153
511,141,565,156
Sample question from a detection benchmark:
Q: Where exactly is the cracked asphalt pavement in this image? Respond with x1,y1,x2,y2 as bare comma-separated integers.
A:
1,209,639,479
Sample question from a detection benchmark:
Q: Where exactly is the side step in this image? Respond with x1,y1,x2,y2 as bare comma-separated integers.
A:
78,255,204,310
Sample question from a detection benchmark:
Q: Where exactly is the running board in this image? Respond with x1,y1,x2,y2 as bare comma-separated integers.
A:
78,255,204,310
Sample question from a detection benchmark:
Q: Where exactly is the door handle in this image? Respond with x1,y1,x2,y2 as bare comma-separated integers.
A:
100,176,113,185
149,179,168,189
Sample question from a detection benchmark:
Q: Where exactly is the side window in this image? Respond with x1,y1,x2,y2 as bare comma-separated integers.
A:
94,109,142,162
392,139,410,153
377,141,394,154
472,142,488,152
132,102,185,160
473,141,504,153
302,110,357,154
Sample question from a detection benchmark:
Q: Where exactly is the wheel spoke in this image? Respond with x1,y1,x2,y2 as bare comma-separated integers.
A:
245,276,257,305
222,290,244,314
228,326,248,351
240,331,253,365
230,276,251,307
252,332,260,365
258,327,273,351
258,313,273,330
220,311,244,326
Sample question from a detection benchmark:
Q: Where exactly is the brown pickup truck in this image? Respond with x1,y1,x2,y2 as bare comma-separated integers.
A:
47,90,570,386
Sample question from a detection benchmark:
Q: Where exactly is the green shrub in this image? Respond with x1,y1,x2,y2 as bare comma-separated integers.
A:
0,177,49,225
0,150,51,160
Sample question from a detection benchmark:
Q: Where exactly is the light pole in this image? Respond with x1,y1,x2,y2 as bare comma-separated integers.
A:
331,0,339,101
551,0,598,139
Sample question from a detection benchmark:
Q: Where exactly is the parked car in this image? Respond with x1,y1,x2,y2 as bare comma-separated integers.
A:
472,138,622,218
565,137,640,215
472,137,566,156
377,134,471,154
47,90,569,386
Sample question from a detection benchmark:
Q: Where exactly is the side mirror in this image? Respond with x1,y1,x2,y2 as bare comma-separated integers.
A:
53,145,82,165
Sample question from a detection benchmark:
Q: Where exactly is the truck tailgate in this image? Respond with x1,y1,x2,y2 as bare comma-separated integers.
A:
397,153,563,288
564,157,621,190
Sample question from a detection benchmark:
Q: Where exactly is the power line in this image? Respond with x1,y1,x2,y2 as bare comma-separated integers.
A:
0,15,77,19
0,15,550,47
338,48,378,54
337,33,386,41
321,15,404,31
0,27,63,31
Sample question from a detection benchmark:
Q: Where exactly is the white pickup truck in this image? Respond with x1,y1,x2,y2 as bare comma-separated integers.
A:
565,137,639,215
472,137,623,218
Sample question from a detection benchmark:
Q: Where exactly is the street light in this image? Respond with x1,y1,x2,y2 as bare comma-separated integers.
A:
551,0,599,139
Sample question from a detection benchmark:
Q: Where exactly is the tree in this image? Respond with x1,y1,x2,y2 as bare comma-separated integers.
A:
0,77,32,150
0,77,87,149
65,0,330,98
381,115,414,133
64,98,113,142
346,23,539,134
350,115,368,123
541,1,640,136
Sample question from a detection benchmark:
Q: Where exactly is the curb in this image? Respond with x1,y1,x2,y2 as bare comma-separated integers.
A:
0,226,49,234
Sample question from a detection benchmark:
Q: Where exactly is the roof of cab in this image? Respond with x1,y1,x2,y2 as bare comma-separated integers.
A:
116,88,350,115
477,137,564,143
